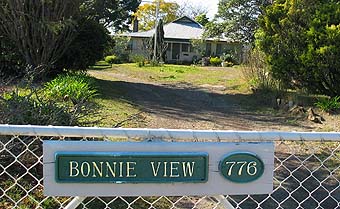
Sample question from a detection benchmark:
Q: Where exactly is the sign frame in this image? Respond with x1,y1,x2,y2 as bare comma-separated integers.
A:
43,141,274,196
55,151,209,183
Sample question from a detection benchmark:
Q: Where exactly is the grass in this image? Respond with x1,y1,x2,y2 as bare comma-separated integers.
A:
89,61,112,70
85,63,248,127
79,77,146,128
92,63,246,90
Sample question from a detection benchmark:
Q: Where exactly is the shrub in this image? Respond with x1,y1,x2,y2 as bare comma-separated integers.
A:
0,91,73,125
105,36,130,63
105,55,118,65
44,73,98,105
56,19,110,72
0,73,98,126
222,61,234,67
315,96,340,113
220,53,234,63
257,0,340,96
210,57,222,66
130,54,146,67
242,49,284,94
0,34,25,78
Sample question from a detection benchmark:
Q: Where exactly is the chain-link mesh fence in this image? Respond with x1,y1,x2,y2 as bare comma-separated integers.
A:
0,125,340,209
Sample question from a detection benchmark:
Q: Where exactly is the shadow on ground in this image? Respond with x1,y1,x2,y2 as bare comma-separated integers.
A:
95,78,313,130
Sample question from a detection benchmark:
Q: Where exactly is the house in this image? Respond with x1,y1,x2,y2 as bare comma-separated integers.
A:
122,16,242,64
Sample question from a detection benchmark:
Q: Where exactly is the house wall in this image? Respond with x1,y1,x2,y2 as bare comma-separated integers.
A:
166,41,201,63
128,38,243,64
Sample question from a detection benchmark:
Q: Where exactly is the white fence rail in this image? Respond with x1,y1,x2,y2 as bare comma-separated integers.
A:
1,125,340,209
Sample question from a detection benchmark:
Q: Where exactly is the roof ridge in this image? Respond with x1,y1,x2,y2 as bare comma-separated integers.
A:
171,16,203,28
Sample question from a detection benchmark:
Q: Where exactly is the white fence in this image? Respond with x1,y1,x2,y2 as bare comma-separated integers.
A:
1,125,340,209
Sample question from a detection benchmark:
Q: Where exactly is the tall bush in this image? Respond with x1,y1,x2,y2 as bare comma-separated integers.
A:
242,49,283,93
56,19,110,72
105,36,130,63
0,34,25,78
257,0,340,96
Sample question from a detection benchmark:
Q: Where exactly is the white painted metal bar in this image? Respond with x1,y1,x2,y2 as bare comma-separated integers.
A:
64,196,86,209
215,195,235,209
1,124,340,141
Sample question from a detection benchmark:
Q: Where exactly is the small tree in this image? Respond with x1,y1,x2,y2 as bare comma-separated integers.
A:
206,0,272,43
0,0,79,79
134,0,179,31
152,19,168,63
190,39,206,57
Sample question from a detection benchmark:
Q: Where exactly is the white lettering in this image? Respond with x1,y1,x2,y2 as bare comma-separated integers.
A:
69,161,79,177
150,162,161,176
182,162,195,177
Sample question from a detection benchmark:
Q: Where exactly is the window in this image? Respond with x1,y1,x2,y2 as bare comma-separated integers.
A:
190,44,195,52
206,43,212,56
182,44,189,52
216,44,222,56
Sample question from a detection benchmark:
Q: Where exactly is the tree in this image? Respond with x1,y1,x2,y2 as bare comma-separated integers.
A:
134,0,179,31
0,0,80,79
207,0,272,43
257,0,340,96
80,0,141,32
176,2,208,19
195,13,210,26
152,19,167,62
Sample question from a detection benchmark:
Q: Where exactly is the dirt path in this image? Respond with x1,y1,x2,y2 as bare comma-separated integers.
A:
91,69,321,131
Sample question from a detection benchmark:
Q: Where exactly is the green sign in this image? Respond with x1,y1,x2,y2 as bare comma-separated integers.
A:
219,152,264,183
56,152,208,183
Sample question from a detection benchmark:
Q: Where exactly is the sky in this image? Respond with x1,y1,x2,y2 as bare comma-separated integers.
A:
161,0,219,19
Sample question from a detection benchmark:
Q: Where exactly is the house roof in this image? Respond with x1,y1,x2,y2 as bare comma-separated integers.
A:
122,16,231,42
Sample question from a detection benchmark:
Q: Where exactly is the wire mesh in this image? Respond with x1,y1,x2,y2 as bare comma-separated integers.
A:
0,126,339,209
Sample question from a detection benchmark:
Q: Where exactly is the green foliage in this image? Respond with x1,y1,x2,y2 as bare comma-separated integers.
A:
257,0,340,97
151,19,167,63
190,39,205,56
0,91,73,125
0,73,98,126
105,55,118,65
105,36,130,63
242,49,283,94
134,0,179,31
57,19,110,71
206,0,272,43
210,57,222,66
130,54,146,67
44,73,98,105
195,13,209,26
315,96,340,113
0,34,25,78
80,0,140,32
220,53,234,63
222,61,234,67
